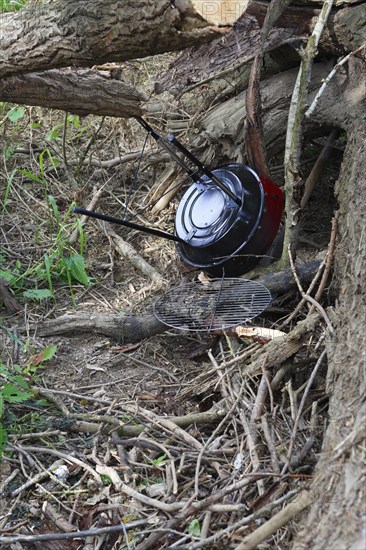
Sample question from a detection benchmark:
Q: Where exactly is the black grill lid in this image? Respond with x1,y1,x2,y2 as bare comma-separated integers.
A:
175,169,242,247
174,165,264,268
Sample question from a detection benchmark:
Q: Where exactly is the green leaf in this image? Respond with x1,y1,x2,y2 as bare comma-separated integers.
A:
0,394,4,418
48,195,60,226
0,269,17,284
11,374,30,390
65,254,91,286
23,289,54,301
5,145,14,159
7,106,25,122
153,454,167,466
41,345,57,362
19,169,43,185
188,519,201,538
2,383,32,403
0,423,8,456
43,254,54,296
46,125,61,142
3,168,16,210
67,115,80,128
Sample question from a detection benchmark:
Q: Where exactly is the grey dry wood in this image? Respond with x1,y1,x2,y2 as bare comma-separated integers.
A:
36,260,321,343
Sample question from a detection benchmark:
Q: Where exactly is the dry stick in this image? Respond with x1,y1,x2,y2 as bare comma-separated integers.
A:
245,0,293,179
194,355,244,496
36,387,70,416
280,259,325,327
250,367,268,423
281,0,335,266
96,465,185,513
308,210,339,314
300,130,340,210
240,411,261,472
75,115,106,173
178,489,301,550
261,363,274,412
42,501,77,533
68,184,106,245
9,459,65,498
0,521,151,545
305,44,366,118
200,511,212,541
8,445,102,485
246,312,320,378
135,473,273,550
0,469,19,496
281,348,327,475
32,387,226,435
280,164,339,326
108,228,164,287
234,490,311,550
134,407,203,452
261,415,280,473
287,245,334,334
69,150,170,168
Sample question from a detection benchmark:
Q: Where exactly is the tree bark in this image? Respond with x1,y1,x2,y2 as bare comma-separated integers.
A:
0,0,225,78
0,1,363,125
155,1,366,97
293,56,366,549
0,69,145,118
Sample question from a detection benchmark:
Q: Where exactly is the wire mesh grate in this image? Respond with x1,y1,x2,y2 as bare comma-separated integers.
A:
154,278,272,332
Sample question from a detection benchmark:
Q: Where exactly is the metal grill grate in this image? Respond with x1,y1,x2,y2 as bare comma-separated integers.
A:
153,278,271,332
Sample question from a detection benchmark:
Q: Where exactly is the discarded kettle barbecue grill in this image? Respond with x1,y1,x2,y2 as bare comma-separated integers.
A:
73,116,284,276
73,117,283,330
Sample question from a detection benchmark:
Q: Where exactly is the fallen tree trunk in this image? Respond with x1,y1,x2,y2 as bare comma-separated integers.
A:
155,1,366,97
1,2,364,119
36,260,321,342
0,0,225,78
0,69,146,118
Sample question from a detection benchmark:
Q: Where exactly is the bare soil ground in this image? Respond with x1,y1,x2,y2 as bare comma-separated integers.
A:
0,59,343,548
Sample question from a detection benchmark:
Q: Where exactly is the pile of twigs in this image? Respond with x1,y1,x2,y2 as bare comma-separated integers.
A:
0,306,330,549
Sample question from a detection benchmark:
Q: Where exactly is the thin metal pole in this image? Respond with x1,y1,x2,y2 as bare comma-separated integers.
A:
72,206,190,245
167,135,241,206
135,117,241,205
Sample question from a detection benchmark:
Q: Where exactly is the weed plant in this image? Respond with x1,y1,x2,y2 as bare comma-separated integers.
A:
1,107,93,304
0,345,56,457
0,0,27,13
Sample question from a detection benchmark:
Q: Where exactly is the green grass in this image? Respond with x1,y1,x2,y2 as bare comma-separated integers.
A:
0,0,27,13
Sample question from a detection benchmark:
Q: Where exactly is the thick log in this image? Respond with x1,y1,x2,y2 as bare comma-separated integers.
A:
0,68,145,118
36,260,321,342
196,62,332,165
294,104,366,550
0,0,224,78
155,1,366,97
1,2,364,121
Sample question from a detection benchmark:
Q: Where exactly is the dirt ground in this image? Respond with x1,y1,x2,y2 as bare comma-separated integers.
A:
0,60,344,547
